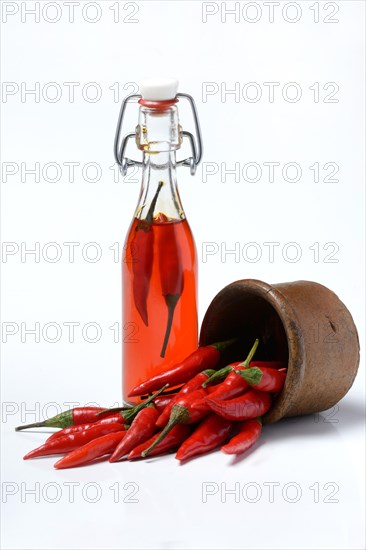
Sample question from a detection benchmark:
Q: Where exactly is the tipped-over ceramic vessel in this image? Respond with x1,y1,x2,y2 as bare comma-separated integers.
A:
199,279,360,423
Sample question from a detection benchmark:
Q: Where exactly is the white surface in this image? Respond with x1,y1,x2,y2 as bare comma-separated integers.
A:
140,77,179,100
1,1,365,549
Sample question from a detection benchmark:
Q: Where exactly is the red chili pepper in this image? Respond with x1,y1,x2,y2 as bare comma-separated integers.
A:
54,431,126,469
158,220,184,357
128,338,237,397
201,362,287,404
153,394,174,414
202,339,259,387
46,416,129,443
156,369,215,428
189,385,219,410
128,425,190,460
109,406,159,462
206,390,271,421
198,371,249,405
23,423,125,460
176,414,232,461
131,181,163,326
234,366,286,393
198,339,260,404
141,388,210,457
16,386,166,433
94,384,168,425
206,360,288,383
15,406,108,431
203,359,286,388
221,418,262,455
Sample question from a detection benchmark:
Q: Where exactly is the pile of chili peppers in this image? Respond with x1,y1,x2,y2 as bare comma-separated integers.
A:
16,339,287,468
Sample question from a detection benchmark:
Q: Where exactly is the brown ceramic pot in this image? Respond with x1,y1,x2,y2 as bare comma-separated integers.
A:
199,279,360,423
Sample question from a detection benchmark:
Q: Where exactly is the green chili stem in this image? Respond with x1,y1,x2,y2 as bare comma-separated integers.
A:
15,410,73,431
97,384,169,424
141,405,189,457
203,338,260,388
238,339,259,368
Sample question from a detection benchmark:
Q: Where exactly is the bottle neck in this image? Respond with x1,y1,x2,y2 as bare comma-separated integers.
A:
135,104,184,222
136,151,184,222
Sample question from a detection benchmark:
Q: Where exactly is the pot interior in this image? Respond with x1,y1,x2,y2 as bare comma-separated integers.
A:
200,284,289,368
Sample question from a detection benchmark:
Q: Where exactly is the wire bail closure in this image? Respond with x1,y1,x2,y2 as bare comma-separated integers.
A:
114,93,203,176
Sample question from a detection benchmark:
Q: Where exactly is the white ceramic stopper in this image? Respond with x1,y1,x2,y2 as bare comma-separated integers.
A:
140,78,179,101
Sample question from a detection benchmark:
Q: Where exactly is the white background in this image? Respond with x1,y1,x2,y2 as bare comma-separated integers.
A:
1,1,365,549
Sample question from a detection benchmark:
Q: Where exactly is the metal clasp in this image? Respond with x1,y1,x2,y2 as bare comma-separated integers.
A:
114,92,203,176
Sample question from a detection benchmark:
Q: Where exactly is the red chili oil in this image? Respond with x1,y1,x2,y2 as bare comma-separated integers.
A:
122,215,197,403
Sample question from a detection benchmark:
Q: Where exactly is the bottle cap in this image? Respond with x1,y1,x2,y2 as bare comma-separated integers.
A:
115,82,203,176
140,78,179,101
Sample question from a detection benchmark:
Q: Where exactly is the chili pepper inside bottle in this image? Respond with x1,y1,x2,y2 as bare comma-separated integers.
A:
115,78,202,402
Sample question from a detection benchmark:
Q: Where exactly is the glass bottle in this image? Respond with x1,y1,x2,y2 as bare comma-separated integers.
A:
114,79,202,403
